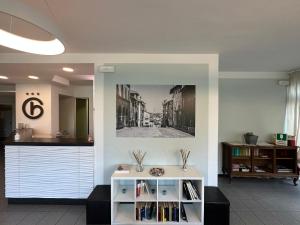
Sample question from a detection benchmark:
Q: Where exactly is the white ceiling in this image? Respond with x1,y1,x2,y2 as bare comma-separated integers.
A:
1,0,300,72
0,63,94,85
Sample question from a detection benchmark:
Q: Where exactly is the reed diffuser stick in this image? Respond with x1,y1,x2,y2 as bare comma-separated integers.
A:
180,149,190,171
133,150,146,172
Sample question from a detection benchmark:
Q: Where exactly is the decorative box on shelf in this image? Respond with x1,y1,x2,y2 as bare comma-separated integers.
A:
274,133,288,146
111,165,204,225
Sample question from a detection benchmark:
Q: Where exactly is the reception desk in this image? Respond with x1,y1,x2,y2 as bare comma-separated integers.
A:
5,137,94,200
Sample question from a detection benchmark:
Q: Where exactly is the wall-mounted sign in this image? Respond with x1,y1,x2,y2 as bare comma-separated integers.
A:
22,97,44,119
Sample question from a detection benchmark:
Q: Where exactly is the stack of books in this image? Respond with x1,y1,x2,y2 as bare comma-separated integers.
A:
136,180,150,197
182,180,200,200
136,202,156,221
158,202,179,222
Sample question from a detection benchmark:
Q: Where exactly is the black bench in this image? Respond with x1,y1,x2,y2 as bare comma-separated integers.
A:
204,186,230,225
86,185,111,225
87,185,230,225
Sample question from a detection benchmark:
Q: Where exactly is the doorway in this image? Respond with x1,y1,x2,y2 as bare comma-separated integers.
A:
76,98,89,138
0,105,13,139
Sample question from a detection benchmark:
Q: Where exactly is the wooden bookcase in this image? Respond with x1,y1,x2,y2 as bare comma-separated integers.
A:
222,142,299,185
111,165,204,225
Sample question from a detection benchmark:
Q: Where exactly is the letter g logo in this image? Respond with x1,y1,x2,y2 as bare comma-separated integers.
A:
22,97,44,119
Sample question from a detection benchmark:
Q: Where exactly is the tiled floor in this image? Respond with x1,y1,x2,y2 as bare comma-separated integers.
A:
219,176,300,225
2,146,300,225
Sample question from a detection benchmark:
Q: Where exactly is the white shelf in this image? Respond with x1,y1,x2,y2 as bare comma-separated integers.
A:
136,217,157,224
114,186,135,202
111,165,204,225
157,222,180,225
113,203,134,224
136,192,157,201
181,204,202,224
181,198,202,203
112,165,203,179
158,186,179,201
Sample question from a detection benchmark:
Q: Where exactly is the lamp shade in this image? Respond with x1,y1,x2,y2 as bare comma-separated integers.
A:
0,0,65,55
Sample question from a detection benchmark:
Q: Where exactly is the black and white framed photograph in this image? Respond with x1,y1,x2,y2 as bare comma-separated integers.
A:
116,84,195,138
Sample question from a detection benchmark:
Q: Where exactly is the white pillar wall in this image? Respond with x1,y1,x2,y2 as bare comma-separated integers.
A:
0,53,219,186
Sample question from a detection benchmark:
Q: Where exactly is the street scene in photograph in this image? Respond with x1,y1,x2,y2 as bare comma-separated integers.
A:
116,85,195,138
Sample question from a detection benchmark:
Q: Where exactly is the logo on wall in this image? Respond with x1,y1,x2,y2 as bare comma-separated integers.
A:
22,93,44,119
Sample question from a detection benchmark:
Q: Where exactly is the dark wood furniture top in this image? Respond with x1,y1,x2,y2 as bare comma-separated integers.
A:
4,137,94,146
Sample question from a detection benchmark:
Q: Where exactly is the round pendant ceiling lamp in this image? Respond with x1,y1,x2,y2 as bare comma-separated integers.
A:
0,0,65,55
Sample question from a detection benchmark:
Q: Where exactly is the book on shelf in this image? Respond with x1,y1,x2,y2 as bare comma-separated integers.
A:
180,202,188,222
232,147,250,157
277,165,293,173
158,202,179,222
114,164,130,174
182,180,200,200
136,202,156,221
136,180,150,197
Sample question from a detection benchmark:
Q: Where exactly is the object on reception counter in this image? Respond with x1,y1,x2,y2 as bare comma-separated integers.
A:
55,130,71,138
56,131,63,138
14,131,20,141
13,128,33,141
88,135,94,142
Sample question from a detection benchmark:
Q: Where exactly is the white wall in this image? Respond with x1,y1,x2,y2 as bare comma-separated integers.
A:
103,64,209,183
219,76,287,173
0,53,219,186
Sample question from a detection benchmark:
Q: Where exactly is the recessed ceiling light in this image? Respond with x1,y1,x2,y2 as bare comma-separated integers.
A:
62,67,74,72
28,75,39,80
0,75,8,79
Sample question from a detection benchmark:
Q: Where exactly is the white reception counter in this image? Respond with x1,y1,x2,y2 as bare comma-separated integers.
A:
5,142,94,200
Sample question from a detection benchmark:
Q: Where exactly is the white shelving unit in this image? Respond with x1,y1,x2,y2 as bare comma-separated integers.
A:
111,165,204,225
